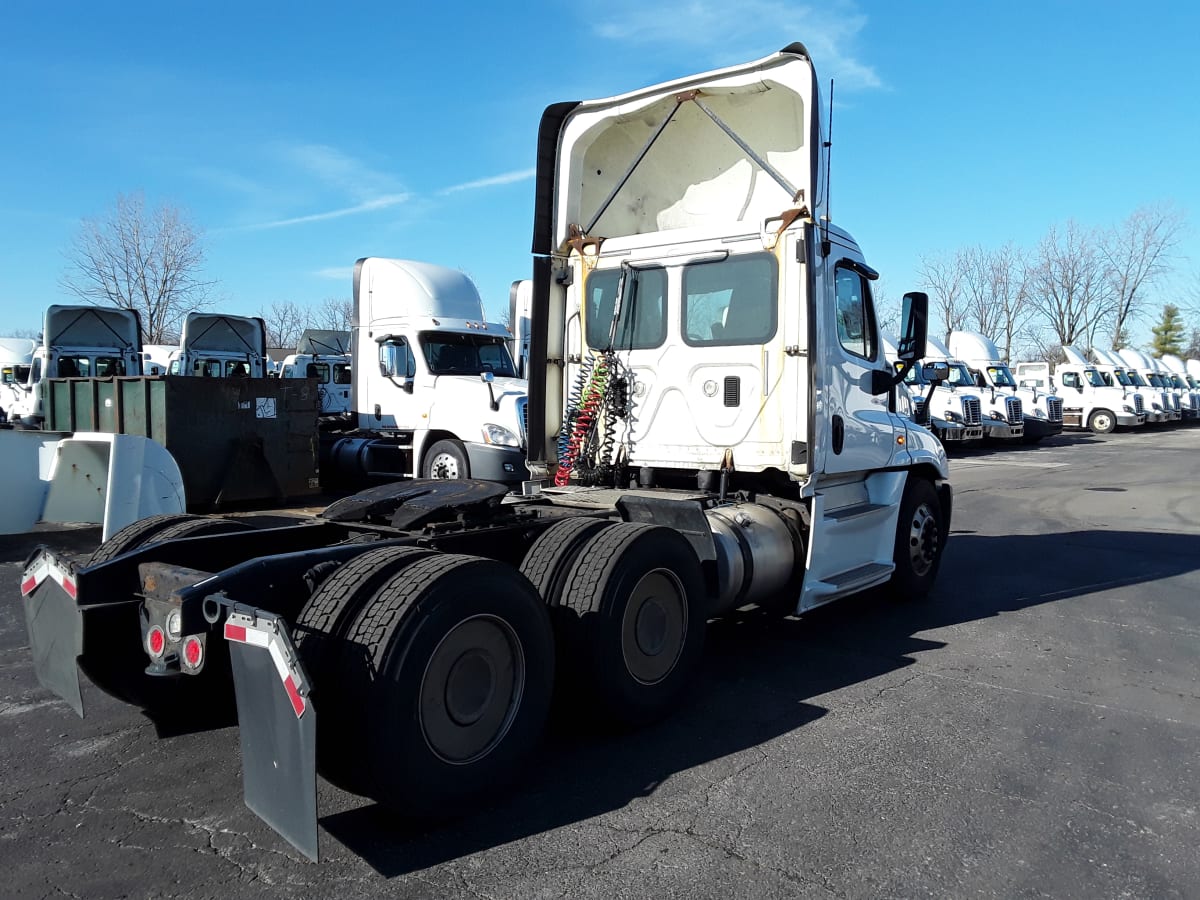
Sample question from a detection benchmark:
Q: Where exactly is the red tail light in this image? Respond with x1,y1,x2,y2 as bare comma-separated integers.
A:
146,626,166,659
183,636,204,669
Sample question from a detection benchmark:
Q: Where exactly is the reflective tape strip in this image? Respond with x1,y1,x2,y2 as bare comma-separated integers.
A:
224,615,307,719
20,559,49,596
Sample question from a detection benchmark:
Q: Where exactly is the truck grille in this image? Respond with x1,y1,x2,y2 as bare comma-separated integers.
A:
517,396,528,445
1046,396,1063,423
961,396,982,425
1004,396,1023,425
1168,393,1180,411
1133,394,1145,414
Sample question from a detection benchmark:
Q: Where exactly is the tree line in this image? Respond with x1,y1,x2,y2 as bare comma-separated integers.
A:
914,204,1194,361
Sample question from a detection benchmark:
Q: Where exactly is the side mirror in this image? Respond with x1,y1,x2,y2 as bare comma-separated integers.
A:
896,292,929,363
922,361,949,384
480,371,495,384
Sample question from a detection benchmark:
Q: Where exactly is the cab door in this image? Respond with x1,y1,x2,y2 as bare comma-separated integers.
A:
814,245,897,476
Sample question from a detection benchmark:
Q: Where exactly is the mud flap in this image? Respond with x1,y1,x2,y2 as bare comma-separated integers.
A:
20,551,84,716
224,608,319,862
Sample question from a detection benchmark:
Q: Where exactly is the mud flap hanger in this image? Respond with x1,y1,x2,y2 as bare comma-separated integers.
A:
216,600,319,862
582,89,807,237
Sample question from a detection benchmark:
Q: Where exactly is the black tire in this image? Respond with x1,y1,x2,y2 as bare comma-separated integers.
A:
148,516,254,543
889,478,945,600
422,439,470,480
519,517,615,605
556,522,707,727
1088,409,1116,434
292,545,436,789
85,514,206,567
335,554,554,817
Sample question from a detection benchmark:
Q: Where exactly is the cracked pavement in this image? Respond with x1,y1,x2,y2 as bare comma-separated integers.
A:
2,428,1199,898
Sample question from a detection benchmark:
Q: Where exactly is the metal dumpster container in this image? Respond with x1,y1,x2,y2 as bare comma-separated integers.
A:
43,376,321,508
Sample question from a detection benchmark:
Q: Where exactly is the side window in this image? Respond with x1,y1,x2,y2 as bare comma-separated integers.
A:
584,267,667,350
304,362,330,383
31,358,42,383
282,365,294,379
833,266,877,361
683,254,777,346
332,363,352,385
168,359,180,375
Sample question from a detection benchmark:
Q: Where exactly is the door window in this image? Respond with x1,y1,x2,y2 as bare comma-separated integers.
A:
833,266,877,361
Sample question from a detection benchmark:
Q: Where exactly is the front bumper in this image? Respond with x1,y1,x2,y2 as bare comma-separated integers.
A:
982,420,1024,439
1022,417,1063,439
1117,412,1147,427
465,442,528,484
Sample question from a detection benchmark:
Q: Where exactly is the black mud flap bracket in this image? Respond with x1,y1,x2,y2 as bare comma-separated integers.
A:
222,605,319,862
20,550,85,717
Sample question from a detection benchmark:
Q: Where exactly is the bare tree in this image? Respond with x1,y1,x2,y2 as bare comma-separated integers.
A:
259,300,310,350
61,192,214,343
983,243,1033,362
309,297,353,332
1028,220,1112,352
1100,204,1187,350
917,252,968,342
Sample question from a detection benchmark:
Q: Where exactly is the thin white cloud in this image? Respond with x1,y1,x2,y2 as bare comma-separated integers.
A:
593,0,881,91
439,168,537,195
282,143,403,202
314,266,354,280
239,193,410,231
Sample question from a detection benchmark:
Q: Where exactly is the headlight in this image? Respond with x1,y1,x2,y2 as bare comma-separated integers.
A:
943,410,961,422
1122,405,1134,413
1034,409,1046,419
989,411,1004,420
481,423,520,447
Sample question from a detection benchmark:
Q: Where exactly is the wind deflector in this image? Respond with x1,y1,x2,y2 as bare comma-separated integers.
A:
295,329,350,355
180,313,267,357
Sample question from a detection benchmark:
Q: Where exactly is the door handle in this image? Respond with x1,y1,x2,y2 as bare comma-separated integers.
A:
832,414,844,455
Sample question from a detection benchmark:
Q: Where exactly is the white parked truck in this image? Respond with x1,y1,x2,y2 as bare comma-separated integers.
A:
1088,347,1163,423
1014,347,1145,432
6,305,143,427
324,257,530,484
508,278,533,378
1157,353,1200,421
0,336,36,423
167,313,268,378
20,44,952,861
278,329,353,417
883,332,983,445
1117,348,1182,422
948,330,1064,444
926,335,1023,440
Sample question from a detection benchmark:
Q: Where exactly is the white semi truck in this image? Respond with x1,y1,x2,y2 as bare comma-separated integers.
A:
1014,347,1145,432
948,330,1064,444
1088,347,1163,423
6,305,143,427
277,329,353,417
1157,353,1200,421
20,44,952,861
925,335,1023,440
322,257,529,483
1117,348,1182,422
883,332,983,445
167,313,268,378
0,336,36,423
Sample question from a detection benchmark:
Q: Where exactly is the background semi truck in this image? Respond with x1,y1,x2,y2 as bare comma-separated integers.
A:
322,257,529,484
7,305,143,427
1014,347,1145,433
883,332,983,445
167,312,269,378
948,330,1063,444
20,43,952,861
277,329,353,417
924,335,1023,441
0,336,36,422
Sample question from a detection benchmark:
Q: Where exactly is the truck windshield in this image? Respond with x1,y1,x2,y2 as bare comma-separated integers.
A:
986,365,1016,387
1112,369,1131,386
333,363,351,385
2,364,30,384
1084,368,1105,387
945,364,975,387
421,334,518,378
1126,371,1147,387
1146,373,1163,387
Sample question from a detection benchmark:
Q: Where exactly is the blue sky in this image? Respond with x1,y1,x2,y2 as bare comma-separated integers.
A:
1,1,1197,346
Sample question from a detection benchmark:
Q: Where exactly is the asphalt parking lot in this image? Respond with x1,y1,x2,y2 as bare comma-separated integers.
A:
2,427,1199,899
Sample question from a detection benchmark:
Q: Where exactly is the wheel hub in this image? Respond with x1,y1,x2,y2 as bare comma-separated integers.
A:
419,615,524,764
908,502,939,577
621,569,687,685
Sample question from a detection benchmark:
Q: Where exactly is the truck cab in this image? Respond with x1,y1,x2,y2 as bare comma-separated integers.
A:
1118,348,1181,422
0,336,35,423
353,257,529,483
923,336,1022,441
278,330,353,416
1088,348,1159,423
948,330,1063,444
884,332,983,445
1015,347,1145,432
8,306,142,427
168,313,267,379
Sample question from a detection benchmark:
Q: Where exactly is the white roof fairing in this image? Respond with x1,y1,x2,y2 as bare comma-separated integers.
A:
553,46,820,247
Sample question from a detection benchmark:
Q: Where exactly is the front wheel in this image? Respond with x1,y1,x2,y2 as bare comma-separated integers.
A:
889,478,945,601
422,439,470,480
1088,409,1116,434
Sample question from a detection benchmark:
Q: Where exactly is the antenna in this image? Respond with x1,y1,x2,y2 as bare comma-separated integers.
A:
821,79,834,257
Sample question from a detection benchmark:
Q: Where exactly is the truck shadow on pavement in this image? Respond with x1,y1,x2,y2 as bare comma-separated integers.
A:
320,526,1200,875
